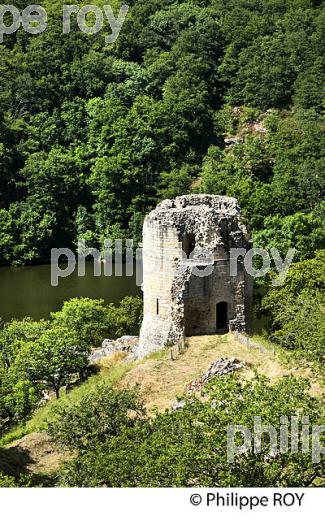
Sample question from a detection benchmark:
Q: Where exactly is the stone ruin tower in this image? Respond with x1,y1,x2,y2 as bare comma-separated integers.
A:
137,194,253,358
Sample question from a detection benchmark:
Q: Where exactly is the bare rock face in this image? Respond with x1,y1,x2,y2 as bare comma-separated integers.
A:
136,194,253,359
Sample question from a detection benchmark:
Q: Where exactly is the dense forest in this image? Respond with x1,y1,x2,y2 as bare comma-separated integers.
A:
0,0,324,263
1,0,324,358
0,0,324,487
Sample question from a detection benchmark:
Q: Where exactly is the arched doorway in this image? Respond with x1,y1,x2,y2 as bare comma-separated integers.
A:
216,301,229,332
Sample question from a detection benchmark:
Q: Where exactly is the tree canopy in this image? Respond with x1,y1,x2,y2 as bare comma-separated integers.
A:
0,0,323,264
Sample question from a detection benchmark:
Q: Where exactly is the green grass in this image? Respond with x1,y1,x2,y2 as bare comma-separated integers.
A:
0,349,169,447
250,333,278,352
1,335,322,447
0,360,132,447
250,333,303,367
251,333,324,384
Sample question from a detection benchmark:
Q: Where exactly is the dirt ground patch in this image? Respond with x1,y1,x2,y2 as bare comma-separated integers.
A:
120,334,322,410
8,432,68,476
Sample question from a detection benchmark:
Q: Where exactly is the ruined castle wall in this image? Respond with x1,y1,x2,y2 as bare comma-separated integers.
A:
183,259,234,336
137,195,253,358
137,219,181,356
182,258,253,336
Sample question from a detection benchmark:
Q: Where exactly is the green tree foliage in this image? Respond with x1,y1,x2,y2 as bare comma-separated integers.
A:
200,108,325,231
269,291,325,364
107,295,143,338
0,472,18,488
254,211,325,261
262,251,325,364
16,326,89,399
0,318,47,424
0,296,143,426
0,318,48,369
0,0,323,266
58,375,324,487
51,298,110,348
265,250,325,303
48,384,145,452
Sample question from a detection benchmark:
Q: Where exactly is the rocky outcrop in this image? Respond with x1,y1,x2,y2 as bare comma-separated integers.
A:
89,336,139,363
170,357,247,410
185,357,247,393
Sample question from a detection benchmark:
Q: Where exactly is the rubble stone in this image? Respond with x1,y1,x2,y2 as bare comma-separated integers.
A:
186,357,247,393
89,336,138,363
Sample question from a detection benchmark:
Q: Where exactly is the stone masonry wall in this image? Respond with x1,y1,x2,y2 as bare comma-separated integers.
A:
136,195,252,358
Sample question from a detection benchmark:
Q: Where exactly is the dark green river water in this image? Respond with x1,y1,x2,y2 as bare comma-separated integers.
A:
0,262,141,322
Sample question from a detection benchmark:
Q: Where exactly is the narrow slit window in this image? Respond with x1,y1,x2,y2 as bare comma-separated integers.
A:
156,299,159,315
183,233,196,258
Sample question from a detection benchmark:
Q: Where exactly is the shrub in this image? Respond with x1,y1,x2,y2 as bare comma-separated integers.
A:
48,384,145,452
59,376,325,487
